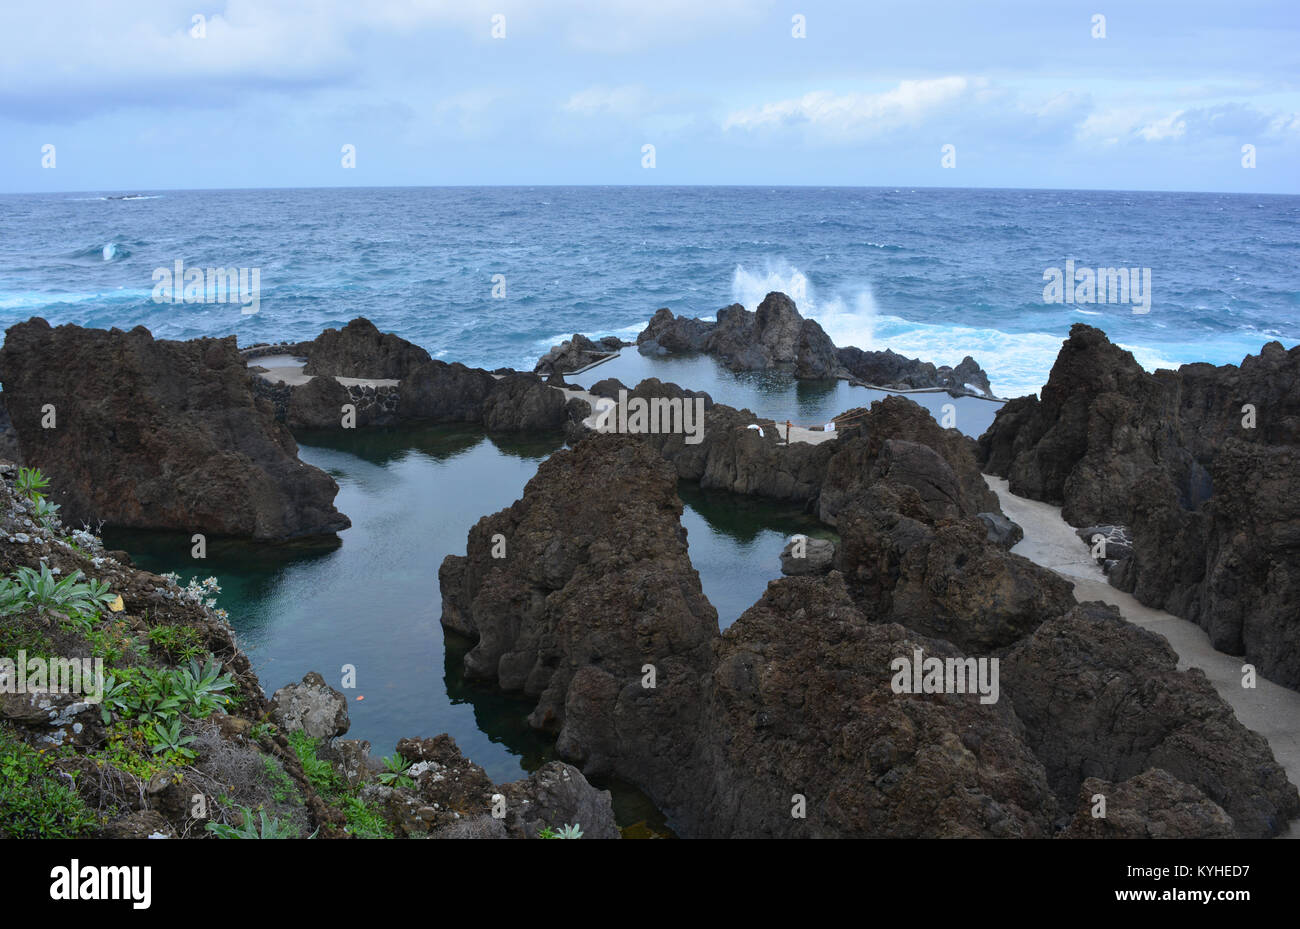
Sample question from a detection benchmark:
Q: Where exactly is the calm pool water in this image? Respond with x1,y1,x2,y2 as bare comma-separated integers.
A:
103,356,994,830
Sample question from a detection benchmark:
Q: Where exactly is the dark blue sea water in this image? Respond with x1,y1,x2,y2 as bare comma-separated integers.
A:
2,186,1297,398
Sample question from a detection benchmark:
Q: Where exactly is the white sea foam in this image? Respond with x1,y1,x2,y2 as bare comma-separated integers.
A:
726,260,1208,399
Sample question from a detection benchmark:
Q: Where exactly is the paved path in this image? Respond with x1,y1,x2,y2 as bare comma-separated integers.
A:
985,475,1300,838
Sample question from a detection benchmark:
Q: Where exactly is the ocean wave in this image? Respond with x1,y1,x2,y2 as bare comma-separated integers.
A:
69,242,132,261
725,260,1270,399
0,287,154,311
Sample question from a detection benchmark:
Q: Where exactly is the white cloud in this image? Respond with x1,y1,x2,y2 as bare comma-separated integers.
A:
563,85,657,117
721,77,977,137
1137,111,1188,141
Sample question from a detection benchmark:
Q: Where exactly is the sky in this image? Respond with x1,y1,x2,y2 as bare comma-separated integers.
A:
1,0,1297,193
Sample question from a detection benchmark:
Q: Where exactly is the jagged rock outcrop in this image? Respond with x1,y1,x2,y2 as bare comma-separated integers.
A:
398,361,498,423
634,292,994,395
270,672,350,741
586,379,832,504
534,334,627,377
303,317,432,379
839,346,994,398
373,735,619,839
0,397,18,462
818,396,998,526
1002,601,1300,837
439,435,718,744
979,324,1300,688
0,319,349,539
688,574,1056,837
836,482,1076,653
481,374,572,431
636,293,841,379
1059,768,1237,839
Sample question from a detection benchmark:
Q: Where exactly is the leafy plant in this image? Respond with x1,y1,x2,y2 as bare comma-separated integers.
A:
539,823,584,839
205,805,299,839
98,674,135,725
16,466,50,502
0,565,115,617
134,669,184,724
30,497,61,531
176,658,236,717
146,719,195,758
377,753,414,789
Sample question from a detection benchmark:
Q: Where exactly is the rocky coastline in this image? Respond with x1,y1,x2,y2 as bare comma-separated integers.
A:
1,305,1296,839
634,292,996,398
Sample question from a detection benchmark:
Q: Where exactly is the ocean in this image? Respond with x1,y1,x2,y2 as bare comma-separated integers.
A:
2,186,1297,398
5,185,1298,827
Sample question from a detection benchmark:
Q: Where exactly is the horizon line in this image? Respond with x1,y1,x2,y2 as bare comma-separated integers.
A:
3,182,1298,198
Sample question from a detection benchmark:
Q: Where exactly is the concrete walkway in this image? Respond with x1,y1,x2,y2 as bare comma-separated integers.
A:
251,354,398,389
985,475,1300,837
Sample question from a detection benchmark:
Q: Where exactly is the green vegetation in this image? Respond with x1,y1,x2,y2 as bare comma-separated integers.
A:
204,805,300,839
378,753,414,789
97,660,237,730
538,823,584,839
0,729,97,838
146,624,205,663
15,466,50,501
289,731,392,838
0,564,116,617
261,756,299,805
250,721,277,741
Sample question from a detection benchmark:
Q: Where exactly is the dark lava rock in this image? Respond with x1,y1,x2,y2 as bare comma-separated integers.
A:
1059,768,1237,839
977,511,1024,548
819,395,998,526
1002,601,1300,838
587,377,629,400
481,374,570,431
0,318,349,539
837,483,1076,653
398,360,498,423
439,435,718,740
635,293,840,379
839,346,994,398
979,323,1300,688
498,762,621,839
302,317,431,379
779,535,835,575
534,333,626,377
689,574,1055,837
1074,524,1134,562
